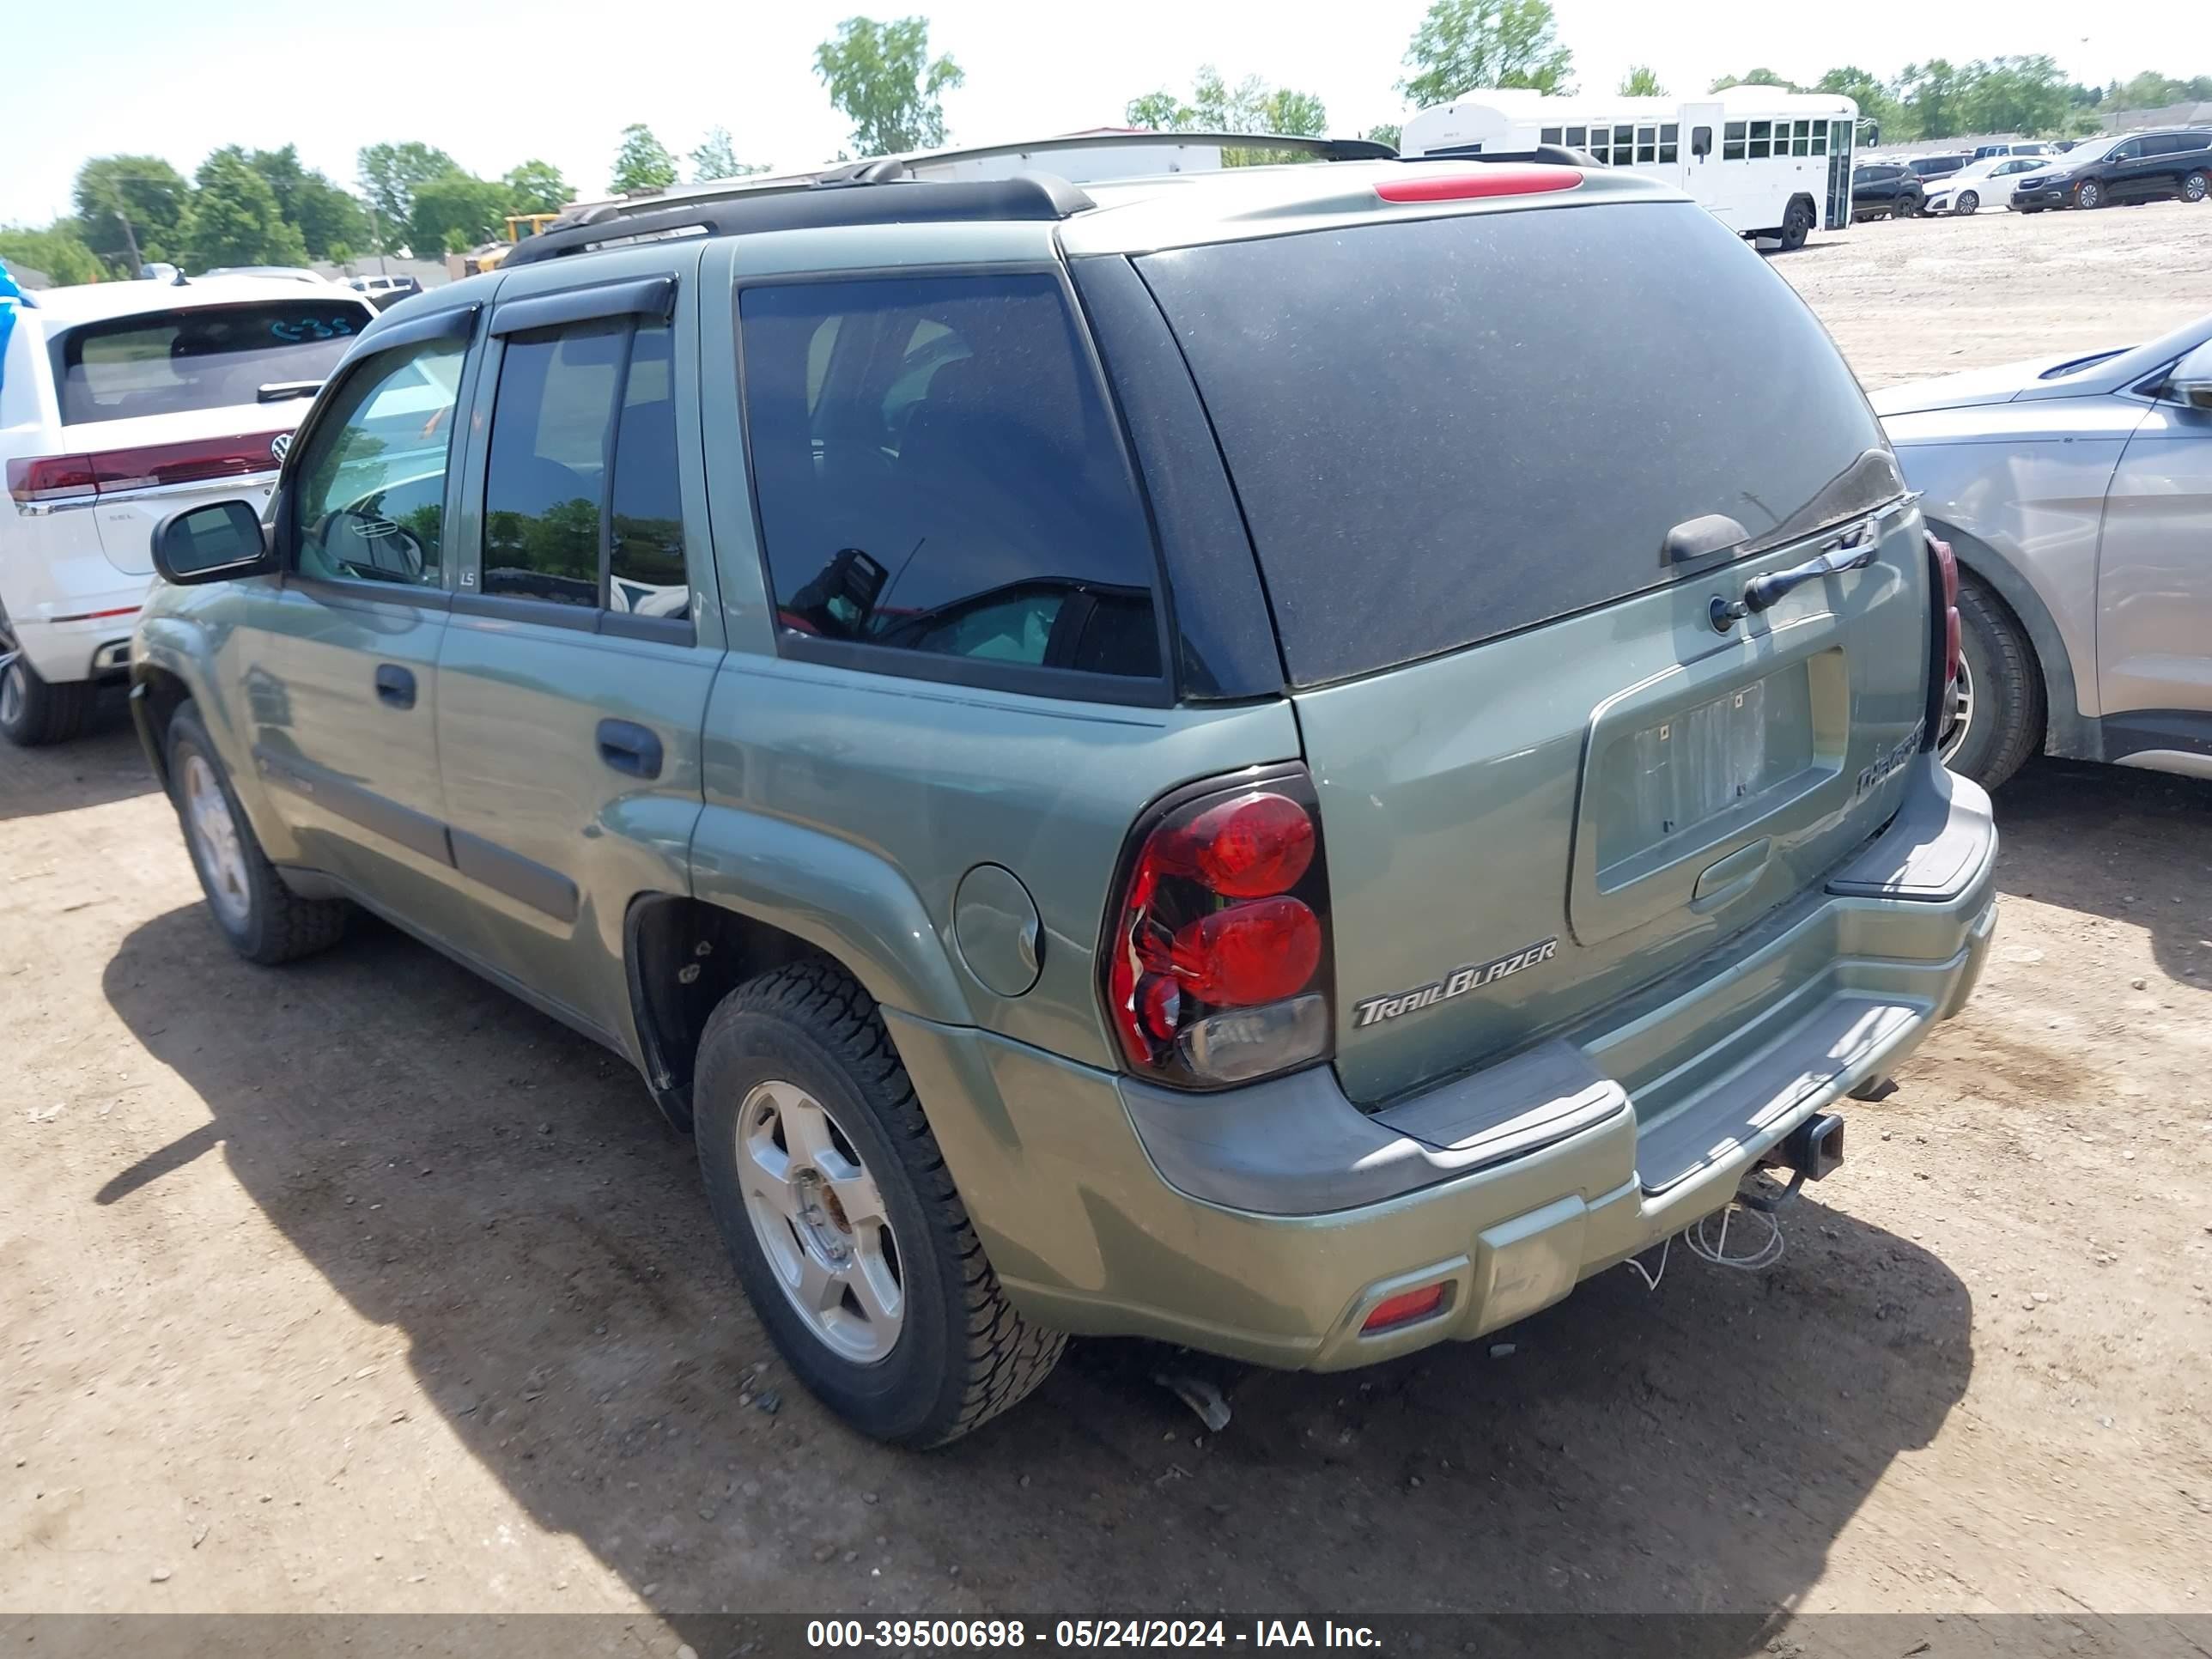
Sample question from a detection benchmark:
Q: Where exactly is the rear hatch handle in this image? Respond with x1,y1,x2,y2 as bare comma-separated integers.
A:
258,380,325,403
1711,520,1878,629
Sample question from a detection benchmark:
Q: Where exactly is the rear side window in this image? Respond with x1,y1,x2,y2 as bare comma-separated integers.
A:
738,272,1162,684
54,300,368,426
1136,201,1893,686
480,317,690,623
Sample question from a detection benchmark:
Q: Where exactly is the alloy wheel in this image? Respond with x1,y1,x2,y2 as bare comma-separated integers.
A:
1938,655,1976,768
182,753,253,928
736,1079,904,1364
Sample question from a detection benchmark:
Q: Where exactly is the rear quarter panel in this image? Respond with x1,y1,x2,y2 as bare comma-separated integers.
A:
1885,397,2148,723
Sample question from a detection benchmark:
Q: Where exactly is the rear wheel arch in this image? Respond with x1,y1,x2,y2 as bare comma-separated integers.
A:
1928,520,2089,758
131,665,195,786
624,894,827,1131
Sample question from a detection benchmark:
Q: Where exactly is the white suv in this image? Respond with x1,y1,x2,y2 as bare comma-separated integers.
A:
1,276,375,744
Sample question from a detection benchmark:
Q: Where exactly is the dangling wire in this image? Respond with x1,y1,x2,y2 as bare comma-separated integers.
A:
1684,1200,1787,1271
1622,1234,1669,1291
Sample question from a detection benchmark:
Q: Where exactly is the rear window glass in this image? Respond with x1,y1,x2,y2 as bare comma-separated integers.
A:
54,300,368,426
1135,201,1893,686
738,272,1161,683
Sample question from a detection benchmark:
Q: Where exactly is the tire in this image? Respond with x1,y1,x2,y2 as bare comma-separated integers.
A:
1940,575,2045,792
1778,198,1814,252
2074,179,2103,210
694,961,1064,1446
163,701,349,964
2183,169,2209,204
1956,191,1979,216
1895,194,1918,220
0,647,96,748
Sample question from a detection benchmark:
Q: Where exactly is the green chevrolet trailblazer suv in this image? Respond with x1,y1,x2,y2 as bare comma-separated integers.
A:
131,144,1998,1446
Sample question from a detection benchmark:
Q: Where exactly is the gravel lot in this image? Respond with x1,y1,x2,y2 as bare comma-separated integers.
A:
3,200,2209,1642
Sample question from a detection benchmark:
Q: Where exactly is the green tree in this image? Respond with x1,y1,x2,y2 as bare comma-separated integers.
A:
1894,60,1966,139
72,155,193,273
408,170,509,254
1399,0,1574,108
1125,91,1182,130
1814,65,1899,138
357,143,458,248
1123,68,1330,163
1709,68,1800,94
688,127,767,183
1958,56,2071,136
185,149,308,270
502,160,573,214
812,15,965,156
0,223,105,287
245,145,370,260
1618,65,1666,97
1364,122,1404,150
611,124,680,194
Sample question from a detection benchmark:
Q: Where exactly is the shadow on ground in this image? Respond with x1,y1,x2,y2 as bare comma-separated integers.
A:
1991,757,2212,984
99,897,1973,1633
0,696,154,822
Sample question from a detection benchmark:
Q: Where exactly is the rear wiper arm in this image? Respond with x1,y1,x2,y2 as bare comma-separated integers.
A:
258,380,325,403
1711,520,1878,629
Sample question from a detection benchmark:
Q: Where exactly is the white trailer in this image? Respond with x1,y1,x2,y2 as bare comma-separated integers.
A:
1401,85,1861,248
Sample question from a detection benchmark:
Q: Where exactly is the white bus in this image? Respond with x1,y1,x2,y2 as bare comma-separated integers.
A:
1401,85,1861,249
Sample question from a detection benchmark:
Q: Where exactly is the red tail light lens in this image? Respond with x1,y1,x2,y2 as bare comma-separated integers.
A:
8,434,285,507
1376,166,1583,203
1929,533,1962,687
1104,768,1334,1090
8,454,98,504
1170,896,1323,1006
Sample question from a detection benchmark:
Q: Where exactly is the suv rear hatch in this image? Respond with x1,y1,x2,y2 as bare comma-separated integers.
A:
1133,193,1927,1106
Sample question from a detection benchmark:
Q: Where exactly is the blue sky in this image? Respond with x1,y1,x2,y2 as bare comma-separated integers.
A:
5,0,2191,226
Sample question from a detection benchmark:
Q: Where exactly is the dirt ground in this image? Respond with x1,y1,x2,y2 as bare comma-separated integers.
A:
4,200,2211,1644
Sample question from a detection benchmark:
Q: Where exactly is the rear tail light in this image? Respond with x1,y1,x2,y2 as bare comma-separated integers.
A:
1375,165,1583,203
1103,766,1334,1090
7,455,99,504
7,434,287,507
1923,532,1962,750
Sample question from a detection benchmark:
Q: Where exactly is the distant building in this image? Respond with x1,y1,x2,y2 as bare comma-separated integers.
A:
2103,100,2212,131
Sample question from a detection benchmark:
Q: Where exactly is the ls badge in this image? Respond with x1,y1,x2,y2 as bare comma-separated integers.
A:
1352,937,1560,1029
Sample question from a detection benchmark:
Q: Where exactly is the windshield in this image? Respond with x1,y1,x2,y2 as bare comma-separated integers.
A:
2048,137,2116,167
53,299,369,426
1137,200,1895,686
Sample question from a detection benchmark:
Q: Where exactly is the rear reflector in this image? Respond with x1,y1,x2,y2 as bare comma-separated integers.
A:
8,434,286,506
1362,1283,1448,1333
1376,166,1583,204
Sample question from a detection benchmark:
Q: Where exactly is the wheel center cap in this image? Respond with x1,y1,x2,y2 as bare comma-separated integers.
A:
793,1170,853,1263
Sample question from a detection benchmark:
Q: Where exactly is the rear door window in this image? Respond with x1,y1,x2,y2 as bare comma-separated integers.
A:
1135,201,1893,686
479,316,691,623
54,299,369,425
738,272,1163,686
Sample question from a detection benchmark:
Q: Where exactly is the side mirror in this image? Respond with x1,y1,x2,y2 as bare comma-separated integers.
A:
2165,341,2212,411
152,500,274,586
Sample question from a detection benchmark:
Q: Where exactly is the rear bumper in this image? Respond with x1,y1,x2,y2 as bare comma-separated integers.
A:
891,757,1997,1370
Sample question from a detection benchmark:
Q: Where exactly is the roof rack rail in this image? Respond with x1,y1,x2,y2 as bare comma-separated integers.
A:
502,172,1096,269
883,130,1399,169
